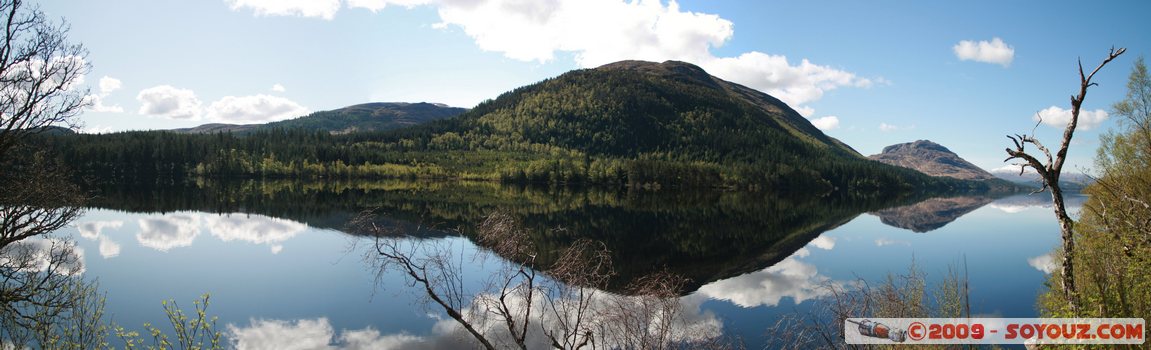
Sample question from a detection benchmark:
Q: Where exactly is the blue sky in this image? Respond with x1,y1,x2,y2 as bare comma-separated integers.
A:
42,0,1151,172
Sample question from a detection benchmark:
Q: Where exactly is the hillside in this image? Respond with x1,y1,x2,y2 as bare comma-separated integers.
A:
174,102,465,134
38,60,980,195
449,60,862,161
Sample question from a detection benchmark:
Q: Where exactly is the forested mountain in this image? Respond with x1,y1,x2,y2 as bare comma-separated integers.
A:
34,60,987,195
173,102,466,134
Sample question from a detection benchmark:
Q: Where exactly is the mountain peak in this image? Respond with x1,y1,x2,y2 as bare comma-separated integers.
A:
869,140,996,181
597,60,721,90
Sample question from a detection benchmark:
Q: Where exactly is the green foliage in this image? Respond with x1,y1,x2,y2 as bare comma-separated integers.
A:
115,294,223,350
1039,57,1151,321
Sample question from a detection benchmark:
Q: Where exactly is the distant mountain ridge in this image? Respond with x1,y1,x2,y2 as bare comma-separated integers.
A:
174,102,466,134
868,140,995,180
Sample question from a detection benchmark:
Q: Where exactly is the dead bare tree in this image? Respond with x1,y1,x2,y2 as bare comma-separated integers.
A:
0,0,90,156
1004,47,1126,313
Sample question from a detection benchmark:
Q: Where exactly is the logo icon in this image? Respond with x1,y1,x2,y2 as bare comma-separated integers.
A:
847,319,907,343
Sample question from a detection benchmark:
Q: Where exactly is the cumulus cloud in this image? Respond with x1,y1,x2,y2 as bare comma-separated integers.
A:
204,94,309,124
99,76,122,93
809,235,836,250
1033,106,1109,131
227,0,341,20
137,85,203,120
85,76,125,113
875,237,910,247
137,214,202,251
953,37,1014,67
204,214,308,254
229,318,427,350
878,122,914,132
78,220,124,240
706,53,872,110
0,237,86,275
989,164,1035,175
808,116,840,131
697,253,849,308
227,0,871,114
77,220,125,258
1027,253,1056,274
347,0,430,12
228,290,721,349
271,84,286,92
696,238,855,308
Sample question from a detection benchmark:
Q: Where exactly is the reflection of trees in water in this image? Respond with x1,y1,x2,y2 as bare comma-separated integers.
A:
1,154,100,347
91,179,925,293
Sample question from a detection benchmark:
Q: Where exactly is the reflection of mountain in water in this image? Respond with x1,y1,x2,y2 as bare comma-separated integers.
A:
870,196,997,233
88,180,923,293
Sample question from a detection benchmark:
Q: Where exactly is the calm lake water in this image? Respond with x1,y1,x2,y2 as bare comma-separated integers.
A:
59,181,1081,348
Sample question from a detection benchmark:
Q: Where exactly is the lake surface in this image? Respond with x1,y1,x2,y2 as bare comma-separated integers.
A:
58,181,1080,348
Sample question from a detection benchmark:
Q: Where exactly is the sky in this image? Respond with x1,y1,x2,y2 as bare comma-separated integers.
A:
39,0,1151,173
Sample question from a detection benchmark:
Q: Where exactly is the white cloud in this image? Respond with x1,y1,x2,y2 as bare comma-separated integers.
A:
227,0,342,20
809,235,836,250
875,237,910,247
205,214,308,254
1033,105,1109,131
136,214,202,251
878,122,914,132
696,253,848,308
1027,253,1056,274
706,53,872,110
99,76,122,94
953,37,1014,67
231,0,870,113
98,236,122,258
989,203,1030,214
137,85,203,120
0,237,86,275
347,0,431,12
227,291,720,349
271,84,286,92
808,116,839,131
989,164,1035,174
205,94,309,124
78,220,125,258
85,76,125,113
78,220,124,240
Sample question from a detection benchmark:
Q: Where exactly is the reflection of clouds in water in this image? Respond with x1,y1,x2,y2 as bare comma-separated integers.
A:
98,236,122,258
990,194,1088,215
875,237,910,247
77,220,124,258
989,203,1031,213
205,214,308,254
0,237,85,275
1028,252,1056,274
228,289,722,349
809,235,836,250
229,318,424,350
696,236,854,308
137,214,201,251
78,220,123,239
133,213,308,253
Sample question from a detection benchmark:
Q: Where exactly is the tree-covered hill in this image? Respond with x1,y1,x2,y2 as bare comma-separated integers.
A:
35,60,985,196
173,102,466,134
